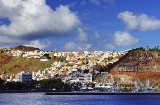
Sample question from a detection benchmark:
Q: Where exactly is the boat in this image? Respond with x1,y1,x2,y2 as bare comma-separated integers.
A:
132,80,142,92
144,79,154,92
132,79,154,93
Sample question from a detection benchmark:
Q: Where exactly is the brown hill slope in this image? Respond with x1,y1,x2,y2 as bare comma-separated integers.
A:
0,53,54,75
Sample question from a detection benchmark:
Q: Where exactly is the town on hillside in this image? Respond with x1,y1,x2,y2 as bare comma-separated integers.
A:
0,46,160,92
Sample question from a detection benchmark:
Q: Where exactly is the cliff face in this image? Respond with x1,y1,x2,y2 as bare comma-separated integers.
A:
113,51,160,72
111,50,160,82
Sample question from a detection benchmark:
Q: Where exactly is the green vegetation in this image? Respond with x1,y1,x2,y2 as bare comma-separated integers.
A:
107,56,113,61
53,56,66,62
0,78,5,89
131,47,145,51
131,46,160,52
0,78,71,91
38,79,70,91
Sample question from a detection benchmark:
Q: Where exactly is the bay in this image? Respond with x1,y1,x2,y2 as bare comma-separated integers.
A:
0,93,159,105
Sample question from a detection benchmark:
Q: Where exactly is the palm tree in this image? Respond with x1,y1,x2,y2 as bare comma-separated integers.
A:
146,46,150,50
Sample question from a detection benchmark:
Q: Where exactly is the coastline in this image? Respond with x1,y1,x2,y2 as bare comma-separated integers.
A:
1,90,160,95
0,90,56,93
44,92,160,95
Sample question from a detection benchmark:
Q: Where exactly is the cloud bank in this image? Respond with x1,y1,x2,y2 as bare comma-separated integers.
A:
0,0,81,48
0,0,80,38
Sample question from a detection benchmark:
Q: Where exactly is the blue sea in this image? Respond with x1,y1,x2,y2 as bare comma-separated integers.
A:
0,93,159,105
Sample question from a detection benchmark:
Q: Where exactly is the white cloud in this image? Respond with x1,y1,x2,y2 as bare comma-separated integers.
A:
118,11,160,31
62,42,91,51
61,29,139,51
0,36,24,44
0,34,51,49
0,0,81,39
24,39,51,49
104,44,115,50
76,27,88,42
118,11,138,30
0,0,20,18
113,31,138,46
63,42,76,51
0,35,27,48
62,27,91,51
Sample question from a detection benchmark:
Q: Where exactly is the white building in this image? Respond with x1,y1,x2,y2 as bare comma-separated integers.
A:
14,71,32,82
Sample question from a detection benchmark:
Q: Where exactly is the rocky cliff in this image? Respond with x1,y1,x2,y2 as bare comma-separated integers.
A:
111,50,160,82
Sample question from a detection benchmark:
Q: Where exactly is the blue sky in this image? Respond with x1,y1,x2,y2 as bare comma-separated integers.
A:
0,0,160,51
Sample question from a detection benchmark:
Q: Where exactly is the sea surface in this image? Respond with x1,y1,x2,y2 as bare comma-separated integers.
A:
0,93,159,105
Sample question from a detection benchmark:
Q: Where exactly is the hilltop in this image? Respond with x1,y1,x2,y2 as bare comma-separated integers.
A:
12,45,40,51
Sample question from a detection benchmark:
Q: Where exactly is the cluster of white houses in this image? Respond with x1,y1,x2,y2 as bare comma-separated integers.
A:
1,48,130,89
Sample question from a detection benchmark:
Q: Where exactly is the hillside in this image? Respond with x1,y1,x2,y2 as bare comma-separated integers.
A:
0,53,54,75
110,49,160,82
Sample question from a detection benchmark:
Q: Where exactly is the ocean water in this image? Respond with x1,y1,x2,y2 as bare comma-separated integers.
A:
0,93,159,105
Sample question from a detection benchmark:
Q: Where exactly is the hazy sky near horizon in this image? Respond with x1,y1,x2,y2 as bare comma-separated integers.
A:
0,0,160,51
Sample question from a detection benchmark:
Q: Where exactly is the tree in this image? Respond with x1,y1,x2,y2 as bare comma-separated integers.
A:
0,78,5,89
4,82,24,90
43,53,51,59
4,82,15,90
108,57,113,61
37,79,71,91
